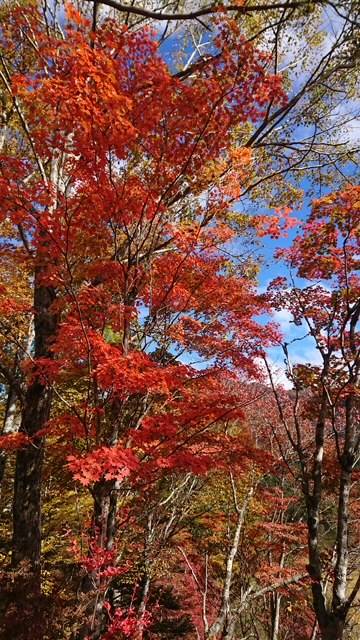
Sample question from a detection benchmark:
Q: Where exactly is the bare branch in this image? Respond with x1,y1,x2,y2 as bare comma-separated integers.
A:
82,0,326,22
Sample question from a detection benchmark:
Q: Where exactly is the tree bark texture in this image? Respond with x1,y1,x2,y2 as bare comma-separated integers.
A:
12,279,57,573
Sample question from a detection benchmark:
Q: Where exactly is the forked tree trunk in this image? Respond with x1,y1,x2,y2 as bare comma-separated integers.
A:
77,479,119,640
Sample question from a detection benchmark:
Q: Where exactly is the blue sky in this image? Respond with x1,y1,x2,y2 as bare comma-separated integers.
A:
155,15,359,386
253,171,357,387
254,183,327,386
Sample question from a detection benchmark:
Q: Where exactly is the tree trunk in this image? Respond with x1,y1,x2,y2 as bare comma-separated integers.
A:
0,319,34,487
92,479,119,551
270,591,281,640
0,385,21,486
77,480,119,640
207,485,252,640
2,279,57,639
136,574,151,640
333,392,356,615
320,615,345,640
12,280,57,567
12,382,51,573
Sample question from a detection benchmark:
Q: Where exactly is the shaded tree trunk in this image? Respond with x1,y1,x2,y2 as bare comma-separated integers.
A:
12,280,57,575
77,479,119,640
1,279,58,640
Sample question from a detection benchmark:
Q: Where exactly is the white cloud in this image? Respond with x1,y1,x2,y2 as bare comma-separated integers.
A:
264,337,323,389
272,308,294,333
255,355,293,390
267,357,293,390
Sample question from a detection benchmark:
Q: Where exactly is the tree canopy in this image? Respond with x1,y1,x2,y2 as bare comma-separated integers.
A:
0,2,359,640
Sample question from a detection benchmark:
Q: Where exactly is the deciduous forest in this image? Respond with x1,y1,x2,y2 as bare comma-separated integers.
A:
0,1,359,639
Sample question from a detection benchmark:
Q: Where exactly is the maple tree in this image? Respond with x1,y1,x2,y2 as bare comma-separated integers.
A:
80,0,360,207
266,186,360,640
0,2,358,640
0,2,285,638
